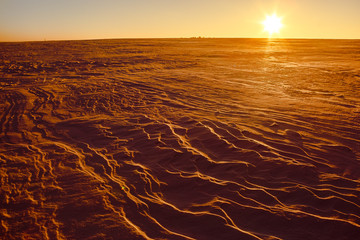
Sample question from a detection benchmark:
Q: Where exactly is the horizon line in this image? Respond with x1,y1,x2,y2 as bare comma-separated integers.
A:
1,36,360,43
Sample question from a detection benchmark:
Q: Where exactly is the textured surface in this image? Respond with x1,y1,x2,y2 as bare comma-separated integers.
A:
0,38,360,239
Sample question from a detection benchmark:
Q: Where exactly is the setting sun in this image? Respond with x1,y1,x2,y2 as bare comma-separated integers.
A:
262,13,283,36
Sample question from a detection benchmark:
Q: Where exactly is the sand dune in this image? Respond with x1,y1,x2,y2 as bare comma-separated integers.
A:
1,38,360,239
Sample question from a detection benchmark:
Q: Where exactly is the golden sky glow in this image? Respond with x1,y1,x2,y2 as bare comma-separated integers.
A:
262,14,283,36
0,0,360,41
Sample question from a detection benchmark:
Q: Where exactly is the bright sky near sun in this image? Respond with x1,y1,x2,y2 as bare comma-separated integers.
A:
1,0,360,41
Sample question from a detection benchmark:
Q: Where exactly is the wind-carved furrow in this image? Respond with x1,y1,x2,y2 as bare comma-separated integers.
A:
52,119,185,239
131,117,357,235
137,192,263,240
0,143,65,240
0,92,12,134
150,118,360,234
28,86,61,123
282,189,360,222
2,99,360,239
199,118,357,186
51,117,268,239
0,91,27,138
165,167,301,211
27,144,55,180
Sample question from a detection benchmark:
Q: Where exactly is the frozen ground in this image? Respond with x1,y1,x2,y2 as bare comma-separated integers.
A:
0,38,360,239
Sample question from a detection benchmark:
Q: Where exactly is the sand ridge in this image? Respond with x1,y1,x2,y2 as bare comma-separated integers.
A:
0,38,360,239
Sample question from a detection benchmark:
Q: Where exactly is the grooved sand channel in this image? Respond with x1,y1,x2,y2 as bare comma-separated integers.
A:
0,39,360,239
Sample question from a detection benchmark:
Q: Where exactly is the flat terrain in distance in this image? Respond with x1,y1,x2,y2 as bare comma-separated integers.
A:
0,38,360,240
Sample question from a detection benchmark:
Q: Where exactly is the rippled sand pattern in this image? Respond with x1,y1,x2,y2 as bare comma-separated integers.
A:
1,39,360,239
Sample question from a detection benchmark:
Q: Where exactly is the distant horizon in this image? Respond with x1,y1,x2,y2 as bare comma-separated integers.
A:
1,36,360,44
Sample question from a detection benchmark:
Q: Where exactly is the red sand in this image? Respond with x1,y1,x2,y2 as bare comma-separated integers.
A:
0,39,359,239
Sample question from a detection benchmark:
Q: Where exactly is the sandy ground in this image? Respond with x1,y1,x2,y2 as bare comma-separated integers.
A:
0,38,360,240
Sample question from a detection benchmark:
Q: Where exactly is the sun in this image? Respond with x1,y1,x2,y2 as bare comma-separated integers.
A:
262,13,283,36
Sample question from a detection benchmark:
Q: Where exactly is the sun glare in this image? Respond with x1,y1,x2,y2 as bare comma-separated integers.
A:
262,14,283,36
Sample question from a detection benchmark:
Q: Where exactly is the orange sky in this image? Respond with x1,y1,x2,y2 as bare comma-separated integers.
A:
1,0,359,41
